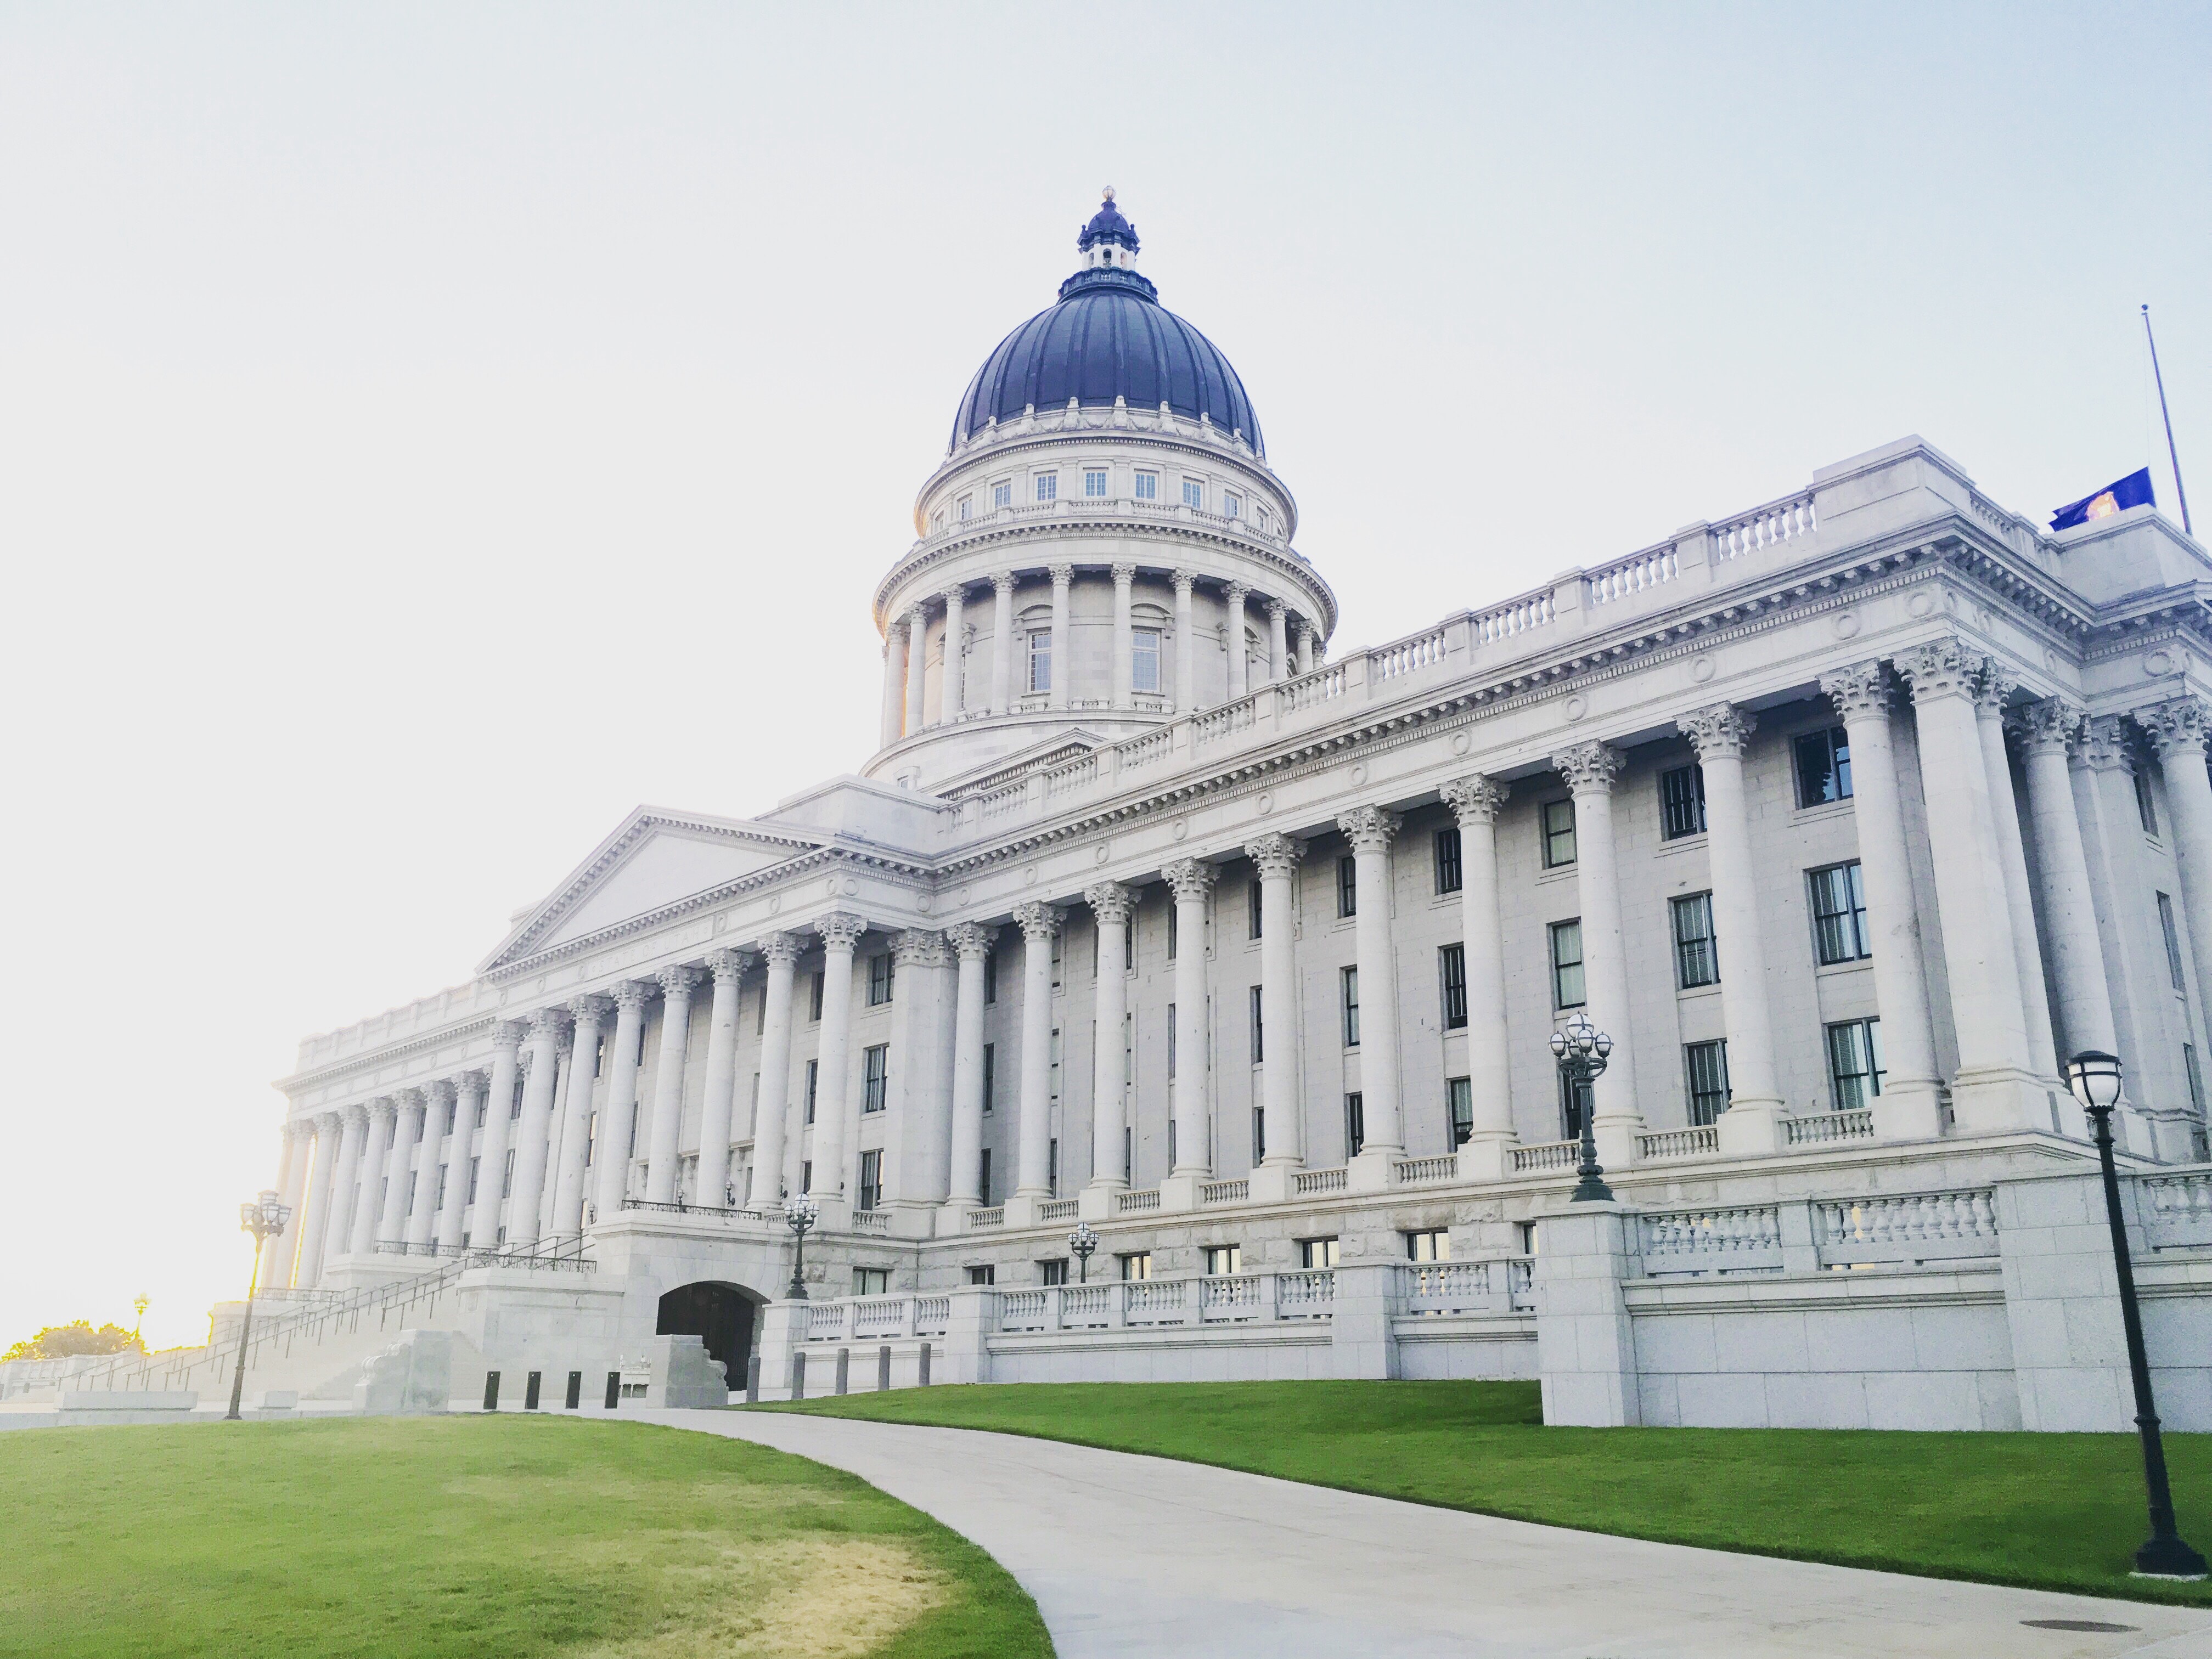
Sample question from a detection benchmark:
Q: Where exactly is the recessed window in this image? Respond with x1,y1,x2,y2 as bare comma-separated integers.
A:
981,1042,995,1113
1439,943,1467,1029
1134,471,1158,501
1671,892,1719,989
809,970,825,1023
1118,1250,1153,1281
857,1148,881,1210
978,1149,991,1204
1344,1093,1365,1157
1133,628,1161,693
1685,1040,1731,1126
2186,1045,2206,1119
1446,1077,1473,1146
1035,473,1057,503
1794,726,1853,807
867,953,894,1006
1808,861,1871,964
983,953,998,1004
1040,1258,1068,1286
1167,1004,1176,1077
1252,1104,1265,1163
2159,893,2188,990
956,494,973,521
992,480,1012,509
1541,799,1578,868
1204,1244,1243,1276
1181,478,1203,509
2137,772,2161,836
1337,855,1358,918
1559,1070,1592,1139
804,1059,818,1124
1434,827,1462,894
1826,1018,1885,1110
1406,1228,1451,1262
969,1264,996,1286
1549,919,1586,1009
1224,490,1242,518
1027,629,1052,694
1341,966,1361,1047
929,508,945,533
1084,469,1108,498
1660,763,1707,839
862,1044,889,1114
1300,1236,1340,1269
1249,985,1264,1063
854,1267,890,1295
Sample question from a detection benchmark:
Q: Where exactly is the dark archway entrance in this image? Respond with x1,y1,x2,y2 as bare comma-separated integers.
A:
657,1282,758,1386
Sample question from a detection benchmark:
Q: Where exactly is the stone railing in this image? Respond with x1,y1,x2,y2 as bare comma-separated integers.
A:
1473,585,1555,644
1369,624,1448,682
1812,1190,1999,1264
1510,1139,1580,1175
1712,489,1816,561
1293,1167,1348,1195
1634,1189,2001,1277
914,1295,950,1335
1393,1154,1459,1186
2141,1171,2212,1251
1400,1257,1535,1315
1585,541,1679,607
619,1198,770,1227
1116,1188,1162,1215
966,1206,1005,1231
982,1270,1339,1334
850,1211,891,1234
1639,1205,1785,1272
1201,1178,1249,1205
1038,1199,1080,1222
1637,1126,1718,1161
1785,1109,1875,1147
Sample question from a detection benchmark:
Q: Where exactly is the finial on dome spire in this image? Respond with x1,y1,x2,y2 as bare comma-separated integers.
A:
1101,185,1115,202
1076,189,1140,273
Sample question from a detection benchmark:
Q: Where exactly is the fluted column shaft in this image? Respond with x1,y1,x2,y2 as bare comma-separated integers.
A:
941,588,965,723
1555,744,1640,1152
1265,601,1288,686
550,998,607,1232
1048,565,1072,710
1173,571,1197,710
1338,808,1405,1157
944,925,993,1207
1083,890,1134,1188
747,937,801,1207
379,1092,423,1245
809,915,868,1198
587,986,648,1221
694,952,748,1209
349,1101,394,1255
2138,698,2212,1056
1442,777,1515,1163
903,607,927,736
406,1084,450,1248
1975,675,2059,1080
332,1106,373,1263
1245,842,1302,1167
296,1115,342,1286
1224,583,1250,702
643,969,699,1204
2018,703,2109,1137
508,1012,567,1246
1110,563,1135,707
475,1025,522,1244
1013,903,1061,1195
436,1074,483,1249
264,1124,306,1285
880,626,906,748
1296,624,1316,677
1166,860,1217,1176
989,573,1015,713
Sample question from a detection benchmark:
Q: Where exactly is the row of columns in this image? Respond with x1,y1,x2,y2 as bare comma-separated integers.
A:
881,565,1323,745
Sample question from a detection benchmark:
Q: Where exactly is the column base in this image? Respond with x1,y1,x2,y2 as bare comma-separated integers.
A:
1077,1181,1120,1222
1592,1113,1642,1173
1872,1078,1945,1142
880,1201,936,1239
935,1196,981,1238
1949,1068,2063,1136
809,1196,853,1236
1346,1148,1397,1194
1158,1171,1207,1213
1458,1133,1515,1181
1246,1163,1297,1204
1002,1193,1049,1229
1716,1099,1787,1157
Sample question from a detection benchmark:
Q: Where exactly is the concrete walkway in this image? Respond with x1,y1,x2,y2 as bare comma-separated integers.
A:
649,1409,2212,1659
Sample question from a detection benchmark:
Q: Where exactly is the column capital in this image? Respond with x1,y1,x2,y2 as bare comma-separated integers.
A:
1265,598,1287,622
946,920,999,960
1440,774,1510,825
1974,660,2021,712
1895,636,1985,704
2018,696,2085,756
1243,833,1304,878
368,1096,398,1126
1337,804,1402,853
525,1007,570,1043
489,1019,526,1053
1163,857,1219,901
1085,880,1139,923
704,946,755,985
814,911,870,952
2134,695,2212,760
892,927,950,968
1110,561,1138,584
1678,701,1757,760
342,1103,370,1130
1554,739,1625,795
566,992,613,1026
2076,714,2138,774
989,569,1016,596
423,1077,457,1107
610,979,653,1013
1224,581,1251,605
1819,659,1892,720
761,930,806,968
905,603,928,629
1011,900,1062,943
1172,568,1195,597
317,1109,345,1135
655,964,702,1001
451,1069,486,1097
1047,562,1074,588
391,1087,425,1113
939,585,967,610
1296,622,1316,647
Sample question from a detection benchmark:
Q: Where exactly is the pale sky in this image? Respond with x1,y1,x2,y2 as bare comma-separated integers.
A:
2,2,2205,1351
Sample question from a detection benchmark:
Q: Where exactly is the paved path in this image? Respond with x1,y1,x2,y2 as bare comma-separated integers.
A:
648,1409,2212,1659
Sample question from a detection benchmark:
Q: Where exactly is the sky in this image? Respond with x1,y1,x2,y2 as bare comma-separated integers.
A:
1,2,2206,1351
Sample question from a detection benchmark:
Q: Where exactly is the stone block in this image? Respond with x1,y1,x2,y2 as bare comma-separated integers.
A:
1675,1372,1770,1429
1633,1313,1716,1374
1710,1312,1809,1374
1764,1370,1869,1430
1803,1307,1916,1374
354,1330,455,1416
57,1390,198,1425
1636,1373,1682,1427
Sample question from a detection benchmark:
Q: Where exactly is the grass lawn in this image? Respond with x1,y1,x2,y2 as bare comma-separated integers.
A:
766,1379,2212,1607
0,1416,1052,1659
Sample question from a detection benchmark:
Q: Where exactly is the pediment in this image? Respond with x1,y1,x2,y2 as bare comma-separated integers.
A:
482,809,823,973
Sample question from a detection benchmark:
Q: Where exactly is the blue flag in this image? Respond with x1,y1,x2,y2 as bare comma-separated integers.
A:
2050,467,2156,531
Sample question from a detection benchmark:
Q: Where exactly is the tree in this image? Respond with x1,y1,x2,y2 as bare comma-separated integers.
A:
2,1322,147,1362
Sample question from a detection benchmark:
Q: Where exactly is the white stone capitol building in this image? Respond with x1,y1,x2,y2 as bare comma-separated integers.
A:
227,193,2212,1431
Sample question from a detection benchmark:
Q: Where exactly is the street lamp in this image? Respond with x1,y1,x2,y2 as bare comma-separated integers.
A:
131,1294,148,1348
1549,1013,1614,1204
2065,1050,2208,1581
226,1189,293,1423
784,1192,820,1302
1068,1222,1100,1284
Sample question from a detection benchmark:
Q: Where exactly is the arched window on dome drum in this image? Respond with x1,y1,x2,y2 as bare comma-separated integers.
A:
1027,629,1052,695
1134,471,1157,501
1132,629,1161,695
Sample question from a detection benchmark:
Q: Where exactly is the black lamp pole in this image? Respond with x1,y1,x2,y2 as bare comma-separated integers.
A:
1070,1223,1099,1284
785,1195,819,1302
226,1190,292,1423
2067,1050,2208,1581
1551,1013,1614,1204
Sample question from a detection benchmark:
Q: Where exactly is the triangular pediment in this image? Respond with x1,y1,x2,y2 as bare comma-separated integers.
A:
482,809,824,973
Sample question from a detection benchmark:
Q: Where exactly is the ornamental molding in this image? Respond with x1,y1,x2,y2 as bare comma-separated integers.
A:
1083,881,1139,922
2132,695,2212,759
1163,856,1219,901
2076,714,2138,774
946,921,999,958
1678,702,1756,761
892,928,952,968
567,993,613,1026
1974,661,2020,710
1819,660,1891,720
1439,774,1510,824
1011,900,1063,941
423,1077,457,1105
655,964,702,1000
611,979,653,1012
814,911,871,951
761,931,806,968
1336,804,1402,853
526,1007,571,1043
2017,697,2085,755
1242,833,1304,878
1895,634,1985,703
705,946,755,984
1554,740,1625,794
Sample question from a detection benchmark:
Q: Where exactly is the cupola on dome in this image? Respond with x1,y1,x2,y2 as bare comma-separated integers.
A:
950,190,1263,452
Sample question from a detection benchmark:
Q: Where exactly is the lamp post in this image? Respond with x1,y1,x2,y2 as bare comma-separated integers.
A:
2064,1050,2208,1580
1068,1222,1099,1284
1549,1013,1614,1204
784,1192,820,1302
131,1294,148,1348
226,1189,293,1423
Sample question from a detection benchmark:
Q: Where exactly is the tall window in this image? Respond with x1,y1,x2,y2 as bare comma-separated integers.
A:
1167,1006,1176,1076
1685,1040,1730,1126
1252,1105,1265,1163
1204,1244,1243,1276
2159,892,2188,990
991,479,1012,509
1671,892,1719,989
809,970,825,1022
1406,1228,1450,1262
1434,826,1463,894
468,1156,480,1203
1040,1259,1068,1286
1826,1018,1885,1109
1249,985,1264,1063
1549,919,1586,1009
1034,472,1057,502
1223,490,1242,518
1124,921,1135,972
1794,726,1853,807
1660,763,1707,839
1299,1237,1339,1269
1560,1070,1592,1139
1341,966,1361,1047
1181,478,1203,509
1448,1076,1473,1146
1337,855,1358,917
1132,628,1161,693
1541,799,1577,868
1344,1093,1365,1156
1027,629,1052,694
2187,1044,2207,1119
857,1149,881,1211
1439,943,1467,1029
978,1149,992,1205
854,1266,890,1295
956,493,972,521
1119,1251,1153,1280
981,1042,995,1113
983,952,998,1003
2137,771,2160,835
1808,861,1871,964
1048,1138,1058,1195
1084,468,1108,498
1248,878,1264,939
1134,471,1158,501
862,1044,889,1113
866,953,894,1006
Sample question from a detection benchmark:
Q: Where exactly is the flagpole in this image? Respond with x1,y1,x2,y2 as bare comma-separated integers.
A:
2143,304,2193,537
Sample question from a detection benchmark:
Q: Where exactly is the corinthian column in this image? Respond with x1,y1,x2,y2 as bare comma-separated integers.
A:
1243,839,1303,1197
808,913,869,1210
880,624,907,748
2072,718,2163,1154
989,572,1016,713
349,1098,395,1257
1296,623,1316,677
2137,696,2212,1034
1554,742,1642,1165
296,1113,343,1286
1975,667,2060,1082
1010,902,1062,1206
406,1081,452,1249
1224,583,1251,702
1082,888,1135,1207
943,923,997,1214
263,1122,305,1286
2017,700,2107,1138
1163,858,1218,1205
643,967,699,1204
1265,601,1288,686
378,1090,423,1248
1440,776,1516,1175
903,606,927,736
940,587,966,722
332,1104,373,1263
747,935,802,1208
436,1073,483,1249
693,951,751,1209
1173,570,1197,710
1111,563,1136,707
1048,565,1073,710
550,997,609,1232
1337,806,1406,1177
475,1022,523,1245
1680,704,1788,1152
508,1009,569,1246
588,984,649,1221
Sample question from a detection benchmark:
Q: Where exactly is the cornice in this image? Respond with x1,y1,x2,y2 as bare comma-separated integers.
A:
918,421,1286,515
277,1013,500,1097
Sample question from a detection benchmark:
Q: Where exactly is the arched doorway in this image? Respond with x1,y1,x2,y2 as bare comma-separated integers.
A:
656,1282,759,1386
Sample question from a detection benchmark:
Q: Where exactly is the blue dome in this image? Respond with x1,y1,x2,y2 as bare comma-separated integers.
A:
951,207,1263,450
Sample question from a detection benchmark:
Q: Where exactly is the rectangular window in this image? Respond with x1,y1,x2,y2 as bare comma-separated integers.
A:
983,952,998,1003
801,1159,812,1193
1560,1070,1593,1138
1448,1076,1473,1146
1439,943,1467,1030
1826,1017,1886,1109
1337,854,1358,917
862,1044,889,1114
810,970,825,1022
756,989,766,1036
979,1148,992,1205
1252,1104,1265,1163
969,1264,996,1286
1084,468,1108,498
476,1096,487,1129
1027,629,1052,694
1299,1236,1340,1269
992,479,1012,509
1541,798,1578,868
1124,921,1135,972
956,494,972,521
854,1267,890,1295
1181,478,1203,509
1549,919,1586,1009
1341,966,1361,1047
1794,725,1854,808
1345,1092,1365,1156
1132,628,1161,693
1671,892,1719,989
1204,1244,1243,1276
1040,1258,1069,1286
2137,771,2160,836
1119,1251,1154,1280
1034,472,1057,502
1134,471,1158,501
1434,826,1462,894
1167,902,1178,960
1808,861,1872,964
1223,490,1241,518
501,1148,515,1199
981,1043,995,1113
1685,1040,1731,1126
1249,985,1264,1063
468,1156,480,1203
1406,1228,1451,1262
867,953,894,1006
2160,892,2188,990
857,1149,881,1211
1248,877,1264,939
1660,763,1707,839
1167,1005,1177,1077
804,1059,819,1125
1123,1124,1132,1181
2187,1045,2207,1118
1048,1137,1058,1196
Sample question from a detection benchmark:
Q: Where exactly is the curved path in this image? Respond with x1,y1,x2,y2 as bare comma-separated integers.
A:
649,1409,2212,1658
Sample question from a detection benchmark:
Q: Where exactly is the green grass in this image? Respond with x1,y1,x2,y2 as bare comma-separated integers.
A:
0,1416,1052,1659
765,1379,2212,1607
